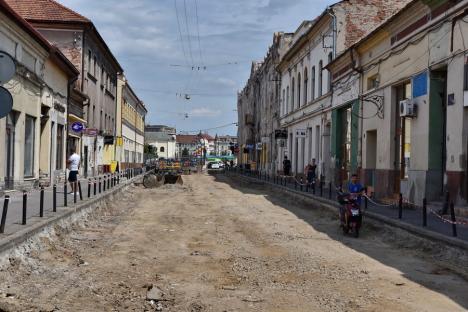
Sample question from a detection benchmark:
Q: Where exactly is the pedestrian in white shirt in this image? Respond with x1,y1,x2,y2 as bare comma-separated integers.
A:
67,148,80,195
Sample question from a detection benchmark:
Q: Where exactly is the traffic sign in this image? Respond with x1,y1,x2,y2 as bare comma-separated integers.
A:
0,86,13,119
71,122,84,133
0,51,16,83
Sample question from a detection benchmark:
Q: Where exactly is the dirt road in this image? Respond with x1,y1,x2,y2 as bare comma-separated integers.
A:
0,173,467,311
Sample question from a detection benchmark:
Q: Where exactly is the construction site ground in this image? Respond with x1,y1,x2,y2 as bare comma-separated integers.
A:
0,173,467,312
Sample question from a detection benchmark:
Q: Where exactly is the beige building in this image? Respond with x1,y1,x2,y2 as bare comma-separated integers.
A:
116,75,146,170
329,0,468,205
0,1,79,191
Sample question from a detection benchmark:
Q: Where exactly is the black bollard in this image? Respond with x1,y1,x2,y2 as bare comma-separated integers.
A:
99,177,102,194
398,193,403,219
450,202,457,237
300,177,303,191
364,189,368,211
22,191,27,225
94,178,97,196
0,195,10,234
422,198,427,227
40,186,44,217
313,181,316,195
73,182,77,204
103,176,106,192
107,175,110,189
53,185,57,212
117,172,120,184
64,182,68,207
88,180,91,198
78,181,83,200
329,182,332,199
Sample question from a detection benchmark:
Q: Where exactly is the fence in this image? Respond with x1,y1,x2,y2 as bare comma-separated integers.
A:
0,167,146,235
225,167,468,241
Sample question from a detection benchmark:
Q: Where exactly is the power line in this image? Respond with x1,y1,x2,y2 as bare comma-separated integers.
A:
194,0,204,66
182,122,238,134
174,0,189,67
183,0,195,66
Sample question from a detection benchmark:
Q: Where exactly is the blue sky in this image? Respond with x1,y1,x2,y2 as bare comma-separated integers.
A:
59,0,335,135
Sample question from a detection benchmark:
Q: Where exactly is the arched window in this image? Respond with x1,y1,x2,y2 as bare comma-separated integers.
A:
291,77,295,111
311,66,315,100
303,68,308,105
286,86,290,113
328,52,333,92
160,146,165,153
282,89,286,115
318,60,323,97
297,73,301,108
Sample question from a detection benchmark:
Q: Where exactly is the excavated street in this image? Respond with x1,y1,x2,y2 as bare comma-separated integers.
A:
0,173,467,312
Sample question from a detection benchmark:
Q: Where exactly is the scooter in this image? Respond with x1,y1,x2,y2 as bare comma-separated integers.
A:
337,192,362,237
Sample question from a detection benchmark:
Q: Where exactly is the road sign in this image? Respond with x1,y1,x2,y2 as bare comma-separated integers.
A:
71,122,84,133
0,86,13,119
0,51,16,84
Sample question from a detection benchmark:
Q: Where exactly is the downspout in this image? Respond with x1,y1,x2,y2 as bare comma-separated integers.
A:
327,7,337,58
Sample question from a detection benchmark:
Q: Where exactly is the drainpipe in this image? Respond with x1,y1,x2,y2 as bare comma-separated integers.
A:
327,7,337,58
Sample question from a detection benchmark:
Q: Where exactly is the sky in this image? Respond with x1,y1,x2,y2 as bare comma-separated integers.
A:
59,0,335,136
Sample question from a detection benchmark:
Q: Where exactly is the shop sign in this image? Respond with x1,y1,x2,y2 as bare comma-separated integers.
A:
83,128,98,136
71,122,84,133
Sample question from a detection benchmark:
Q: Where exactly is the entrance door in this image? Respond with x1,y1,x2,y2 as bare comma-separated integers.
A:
5,112,16,190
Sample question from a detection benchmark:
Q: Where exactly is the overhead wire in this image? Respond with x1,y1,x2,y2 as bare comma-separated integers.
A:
173,0,189,67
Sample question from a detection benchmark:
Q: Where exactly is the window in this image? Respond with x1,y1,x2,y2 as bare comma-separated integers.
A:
160,146,165,153
297,73,301,108
93,56,97,76
311,66,315,100
328,52,333,92
100,111,103,130
282,89,286,115
464,59,468,91
87,50,91,74
56,124,64,169
92,105,95,126
24,115,35,177
291,77,295,110
367,74,380,90
303,68,308,105
318,61,323,97
286,86,290,113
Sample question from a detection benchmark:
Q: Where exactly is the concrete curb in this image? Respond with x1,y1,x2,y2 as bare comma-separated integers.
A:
228,173,468,251
0,176,141,255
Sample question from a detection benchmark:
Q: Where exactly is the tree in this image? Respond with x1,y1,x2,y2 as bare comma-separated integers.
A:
182,148,189,157
144,144,158,158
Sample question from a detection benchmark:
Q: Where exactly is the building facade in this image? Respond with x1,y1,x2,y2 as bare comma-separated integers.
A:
277,0,411,181
213,135,237,156
329,0,468,205
0,1,78,191
116,75,146,170
7,0,124,177
145,125,177,159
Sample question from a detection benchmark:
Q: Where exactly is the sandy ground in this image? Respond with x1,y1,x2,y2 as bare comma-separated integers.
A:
0,173,467,312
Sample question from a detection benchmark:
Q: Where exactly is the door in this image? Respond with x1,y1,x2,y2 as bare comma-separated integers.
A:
5,112,16,190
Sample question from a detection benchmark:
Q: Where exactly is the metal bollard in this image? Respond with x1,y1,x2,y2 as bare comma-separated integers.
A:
107,175,110,189
53,185,57,212
329,182,332,199
422,198,427,227
73,182,77,204
313,181,316,195
64,182,68,207
99,177,102,194
117,173,120,184
88,180,91,198
78,181,83,200
364,190,368,211
103,176,106,192
398,193,403,219
0,195,10,234
300,177,303,192
40,186,44,217
94,178,97,196
450,202,457,237
22,191,27,225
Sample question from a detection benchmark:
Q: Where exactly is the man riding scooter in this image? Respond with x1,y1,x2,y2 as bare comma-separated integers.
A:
338,174,365,237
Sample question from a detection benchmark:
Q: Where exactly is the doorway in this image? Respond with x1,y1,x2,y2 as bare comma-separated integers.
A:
394,82,411,194
366,130,377,186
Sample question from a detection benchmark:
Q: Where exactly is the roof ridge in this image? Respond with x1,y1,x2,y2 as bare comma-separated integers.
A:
49,0,90,22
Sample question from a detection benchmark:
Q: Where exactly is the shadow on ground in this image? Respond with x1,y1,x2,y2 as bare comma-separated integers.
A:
211,172,468,310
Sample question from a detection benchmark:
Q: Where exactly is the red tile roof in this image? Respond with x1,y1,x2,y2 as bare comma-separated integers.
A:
4,0,90,23
176,135,199,144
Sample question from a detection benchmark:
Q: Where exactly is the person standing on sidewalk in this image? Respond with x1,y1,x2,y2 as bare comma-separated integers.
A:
305,159,317,185
283,156,291,176
67,149,80,195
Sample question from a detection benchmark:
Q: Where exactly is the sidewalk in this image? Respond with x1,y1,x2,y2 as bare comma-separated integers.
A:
0,169,143,238
227,169,468,243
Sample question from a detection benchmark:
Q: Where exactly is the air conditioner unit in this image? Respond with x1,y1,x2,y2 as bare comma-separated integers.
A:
400,99,417,117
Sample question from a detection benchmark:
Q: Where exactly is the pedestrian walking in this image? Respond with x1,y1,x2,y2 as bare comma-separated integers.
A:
305,159,317,185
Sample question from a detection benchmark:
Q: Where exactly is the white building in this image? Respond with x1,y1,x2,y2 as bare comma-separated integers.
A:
145,125,176,159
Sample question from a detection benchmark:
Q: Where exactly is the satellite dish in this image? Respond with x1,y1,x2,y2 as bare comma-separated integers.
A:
0,86,13,119
0,51,16,84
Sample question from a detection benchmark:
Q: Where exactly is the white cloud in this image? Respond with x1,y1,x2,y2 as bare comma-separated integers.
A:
189,107,221,118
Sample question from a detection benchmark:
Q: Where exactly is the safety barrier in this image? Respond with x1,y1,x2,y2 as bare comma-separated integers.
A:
0,168,145,235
